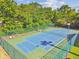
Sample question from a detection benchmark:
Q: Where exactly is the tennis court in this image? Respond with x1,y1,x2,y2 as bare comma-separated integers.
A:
15,29,76,59
1,28,77,59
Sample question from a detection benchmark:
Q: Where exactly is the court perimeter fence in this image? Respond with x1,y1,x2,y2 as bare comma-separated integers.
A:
0,33,77,59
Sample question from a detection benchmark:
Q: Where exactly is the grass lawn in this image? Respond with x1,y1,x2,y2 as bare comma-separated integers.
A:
0,31,5,37
68,46,79,59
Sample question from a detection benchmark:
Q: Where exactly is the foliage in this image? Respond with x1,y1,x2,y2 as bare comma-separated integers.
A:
0,0,79,36
52,5,79,27
0,0,53,36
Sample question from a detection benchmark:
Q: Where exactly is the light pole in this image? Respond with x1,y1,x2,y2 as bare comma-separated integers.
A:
65,23,71,59
67,23,71,46
67,23,70,31
67,23,71,50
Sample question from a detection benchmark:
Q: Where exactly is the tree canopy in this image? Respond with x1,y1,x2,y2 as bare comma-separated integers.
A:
0,0,79,36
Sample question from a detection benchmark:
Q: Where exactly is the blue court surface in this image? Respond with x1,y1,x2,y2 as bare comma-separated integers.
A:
16,29,74,55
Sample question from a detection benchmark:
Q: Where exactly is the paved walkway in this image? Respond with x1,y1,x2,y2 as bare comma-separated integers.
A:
0,46,11,59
